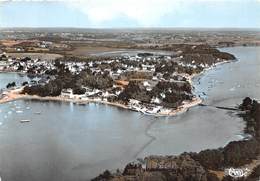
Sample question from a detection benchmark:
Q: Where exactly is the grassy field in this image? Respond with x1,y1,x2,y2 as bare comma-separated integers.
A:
7,52,63,61
66,45,126,56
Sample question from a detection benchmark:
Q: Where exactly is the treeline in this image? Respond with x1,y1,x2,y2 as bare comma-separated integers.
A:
191,139,259,170
239,97,260,141
190,97,260,180
148,44,236,61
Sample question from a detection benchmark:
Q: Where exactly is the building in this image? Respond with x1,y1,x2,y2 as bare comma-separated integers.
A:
61,89,73,99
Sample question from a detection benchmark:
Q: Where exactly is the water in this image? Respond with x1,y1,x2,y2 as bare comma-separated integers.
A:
0,73,29,90
0,101,152,181
194,47,260,106
91,49,174,57
0,46,259,180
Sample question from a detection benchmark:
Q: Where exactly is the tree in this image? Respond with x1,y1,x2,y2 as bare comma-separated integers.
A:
6,82,16,89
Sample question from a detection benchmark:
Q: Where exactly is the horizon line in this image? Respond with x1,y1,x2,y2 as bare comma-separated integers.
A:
1,26,260,30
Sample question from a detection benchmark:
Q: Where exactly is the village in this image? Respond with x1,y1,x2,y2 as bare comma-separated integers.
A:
0,43,235,116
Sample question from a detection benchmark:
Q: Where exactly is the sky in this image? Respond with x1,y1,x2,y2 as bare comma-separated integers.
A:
0,0,260,28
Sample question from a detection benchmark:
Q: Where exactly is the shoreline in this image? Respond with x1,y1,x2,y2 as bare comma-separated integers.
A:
0,59,234,117
0,88,202,117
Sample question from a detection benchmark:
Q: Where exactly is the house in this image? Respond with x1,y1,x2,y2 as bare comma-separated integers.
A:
129,99,140,105
145,156,178,171
61,89,73,99
151,97,161,104
143,81,150,87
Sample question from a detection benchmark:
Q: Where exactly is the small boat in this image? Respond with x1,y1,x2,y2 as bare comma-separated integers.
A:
34,112,41,115
20,120,30,123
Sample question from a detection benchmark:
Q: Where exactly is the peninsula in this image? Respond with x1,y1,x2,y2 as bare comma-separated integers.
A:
0,44,235,116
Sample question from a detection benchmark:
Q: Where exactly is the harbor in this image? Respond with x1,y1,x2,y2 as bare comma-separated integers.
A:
1,46,259,180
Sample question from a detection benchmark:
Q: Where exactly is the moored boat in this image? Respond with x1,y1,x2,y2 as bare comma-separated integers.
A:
20,119,30,123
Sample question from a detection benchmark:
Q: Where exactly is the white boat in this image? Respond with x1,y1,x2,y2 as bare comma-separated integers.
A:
20,120,30,123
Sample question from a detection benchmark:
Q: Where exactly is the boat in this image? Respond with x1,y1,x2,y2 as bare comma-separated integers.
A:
34,112,41,115
20,120,30,123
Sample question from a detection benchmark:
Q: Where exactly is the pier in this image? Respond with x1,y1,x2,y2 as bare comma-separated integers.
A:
198,103,239,111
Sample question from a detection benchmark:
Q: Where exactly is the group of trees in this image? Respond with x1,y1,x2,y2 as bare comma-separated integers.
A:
23,62,114,97
239,97,260,141
78,70,113,90
151,81,192,108
120,71,153,80
192,138,260,171
118,81,151,103
165,44,236,60
6,82,16,89
179,44,236,62
155,60,203,75
0,54,8,61
190,97,260,180
118,80,193,108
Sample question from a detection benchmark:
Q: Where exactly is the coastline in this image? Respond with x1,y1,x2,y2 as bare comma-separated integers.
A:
0,59,234,116
0,52,235,117
0,61,230,116
0,88,202,117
